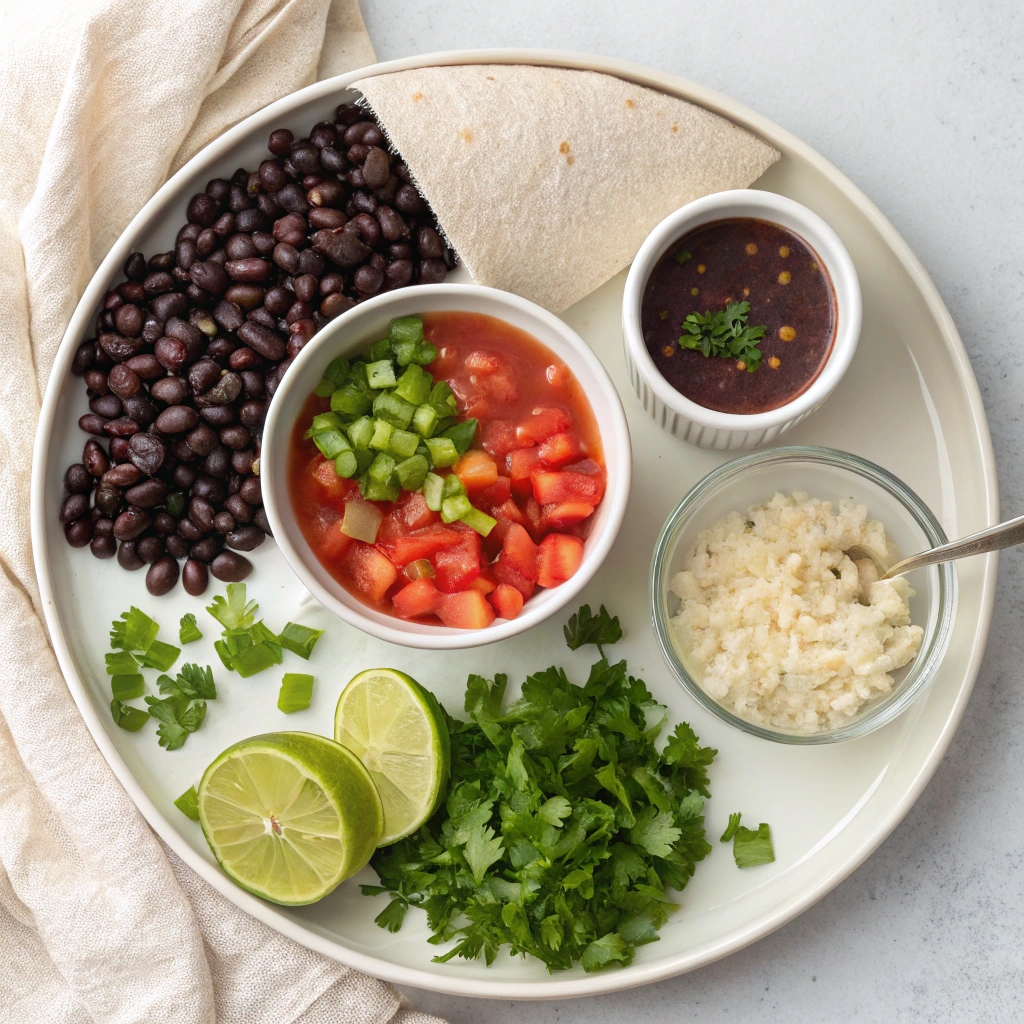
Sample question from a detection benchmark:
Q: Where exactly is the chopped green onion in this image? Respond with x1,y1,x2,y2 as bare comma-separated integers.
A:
111,673,145,701
330,384,372,417
442,473,466,499
368,452,397,484
278,623,324,660
393,363,433,405
366,359,397,389
105,650,138,676
110,699,149,731
412,403,439,438
441,494,473,523
110,607,159,653
422,472,444,511
207,584,258,631
364,476,400,502
373,391,415,430
230,638,283,678
425,436,459,468
174,785,201,820
347,416,374,450
388,315,424,347
342,499,383,542
369,419,394,450
179,614,202,645
441,418,478,456
310,411,345,434
313,428,351,460
396,454,429,491
334,450,358,478
388,428,420,460
135,639,181,672
460,507,497,537
278,673,315,714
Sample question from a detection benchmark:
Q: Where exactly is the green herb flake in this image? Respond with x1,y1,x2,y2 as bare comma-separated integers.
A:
278,673,315,713
135,639,181,672
110,673,145,702
678,300,767,372
174,785,201,821
105,650,139,676
673,248,692,264
179,613,203,645
206,584,258,631
110,607,159,653
720,811,742,843
145,695,207,751
110,699,149,732
732,822,775,869
278,623,324,660
363,605,717,974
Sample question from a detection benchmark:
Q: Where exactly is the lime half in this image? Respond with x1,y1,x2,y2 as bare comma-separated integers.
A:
334,669,450,845
198,732,382,905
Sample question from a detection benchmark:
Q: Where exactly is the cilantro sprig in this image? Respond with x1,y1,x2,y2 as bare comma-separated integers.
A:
364,606,718,973
679,300,767,372
720,812,775,868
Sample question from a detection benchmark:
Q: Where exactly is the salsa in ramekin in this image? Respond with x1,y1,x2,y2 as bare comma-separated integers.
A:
287,311,606,628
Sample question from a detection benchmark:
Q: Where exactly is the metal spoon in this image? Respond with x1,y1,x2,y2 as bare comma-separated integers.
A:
848,512,1024,580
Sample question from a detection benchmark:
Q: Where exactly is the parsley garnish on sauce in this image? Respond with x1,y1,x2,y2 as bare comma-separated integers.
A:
679,300,767,372
364,605,718,973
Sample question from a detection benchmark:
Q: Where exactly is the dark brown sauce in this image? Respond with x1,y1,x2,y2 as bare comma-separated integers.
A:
641,218,836,414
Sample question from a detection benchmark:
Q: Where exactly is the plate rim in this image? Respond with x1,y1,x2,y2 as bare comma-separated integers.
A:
30,47,999,999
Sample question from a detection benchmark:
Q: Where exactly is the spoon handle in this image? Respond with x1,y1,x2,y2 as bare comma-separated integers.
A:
881,513,1024,579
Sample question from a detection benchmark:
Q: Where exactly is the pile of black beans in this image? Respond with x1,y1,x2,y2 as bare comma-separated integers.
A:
61,102,455,597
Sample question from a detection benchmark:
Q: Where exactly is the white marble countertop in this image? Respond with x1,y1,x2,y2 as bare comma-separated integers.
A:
362,1,1024,1019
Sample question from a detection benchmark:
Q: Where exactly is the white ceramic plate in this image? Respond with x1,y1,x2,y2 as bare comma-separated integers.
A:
31,50,998,999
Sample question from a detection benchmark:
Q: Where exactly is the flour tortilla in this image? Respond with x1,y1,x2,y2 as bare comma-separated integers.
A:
355,64,780,312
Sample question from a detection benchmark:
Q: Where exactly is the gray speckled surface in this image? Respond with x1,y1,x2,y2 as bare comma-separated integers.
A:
361,1,1024,1019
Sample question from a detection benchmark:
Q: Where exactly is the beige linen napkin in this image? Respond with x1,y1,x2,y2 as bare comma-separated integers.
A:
355,64,780,312
0,2,439,1022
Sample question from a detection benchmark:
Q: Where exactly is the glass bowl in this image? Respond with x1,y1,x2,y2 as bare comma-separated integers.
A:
650,446,957,743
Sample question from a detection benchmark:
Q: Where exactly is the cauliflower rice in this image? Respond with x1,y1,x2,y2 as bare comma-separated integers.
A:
670,491,924,733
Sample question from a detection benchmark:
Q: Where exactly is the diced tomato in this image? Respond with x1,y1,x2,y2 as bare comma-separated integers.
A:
399,491,436,530
432,530,482,593
477,475,512,506
468,575,497,595
532,470,606,506
542,502,595,529
481,420,528,457
538,431,585,468
492,556,536,599
502,524,538,580
437,590,496,629
565,458,604,476
311,456,355,499
508,447,542,497
466,350,505,373
494,498,527,526
318,519,353,562
379,524,462,566
342,542,399,603
490,583,524,620
516,406,571,444
454,450,499,492
481,373,518,404
392,578,442,619
536,533,585,589
523,496,545,540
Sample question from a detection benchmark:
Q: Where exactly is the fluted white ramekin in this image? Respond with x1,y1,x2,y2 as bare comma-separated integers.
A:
622,190,861,450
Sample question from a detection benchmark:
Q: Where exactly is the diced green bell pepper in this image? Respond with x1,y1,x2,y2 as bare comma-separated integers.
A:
323,356,350,384
422,472,444,511
440,495,473,523
396,454,429,491
373,391,415,430
442,473,466,499
425,436,459,468
412,403,439,438
310,412,345,434
393,363,433,406
364,476,400,502
330,384,372,417
334,450,358,478
460,507,497,537
368,452,397,484
369,419,394,450
313,429,350,460
366,359,397,389
347,416,374,450
388,428,420,460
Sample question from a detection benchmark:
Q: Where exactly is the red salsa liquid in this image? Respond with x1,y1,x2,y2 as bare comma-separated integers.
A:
641,218,835,414
287,311,606,629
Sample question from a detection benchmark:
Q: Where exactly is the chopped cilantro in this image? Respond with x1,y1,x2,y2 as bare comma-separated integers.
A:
144,694,207,750
278,673,314,713
678,300,767,372
110,607,159,653
364,605,717,973
206,583,258,631
179,613,203,645
157,663,217,701
110,699,148,732
719,812,742,843
278,622,324,660
732,821,775,868
135,639,181,672
174,785,201,821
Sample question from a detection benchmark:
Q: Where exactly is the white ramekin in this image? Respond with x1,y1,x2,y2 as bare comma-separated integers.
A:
262,283,632,650
622,189,862,450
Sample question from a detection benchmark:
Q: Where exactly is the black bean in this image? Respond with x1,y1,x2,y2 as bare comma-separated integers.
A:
312,226,369,267
84,369,109,394
182,558,209,596
384,260,414,290
125,354,163,380
188,496,216,531
102,463,142,487
153,512,177,535
361,146,390,190
188,359,221,397
107,364,140,398
103,416,139,438
225,525,265,551
125,479,167,508
211,551,253,582
64,464,93,494
154,336,189,372
308,207,347,230
297,247,325,279
155,404,200,434
214,510,236,535
237,321,287,360
190,260,229,294
177,517,205,542
150,291,190,323
200,404,236,427
90,532,117,559
114,304,144,337
149,377,188,406
137,534,164,563
354,264,384,296
231,448,255,474
203,446,230,477
146,556,179,596
197,372,242,407
321,292,355,319
90,394,122,419
212,298,245,332
221,493,251,523
187,193,219,226
60,492,89,524
127,433,166,475
239,400,267,428
113,507,151,540
121,395,157,428
63,519,93,547
418,258,448,284
165,533,189,559
190,535,223,563
124,251,147,281
253,507,272,535
225,258,271,282
308,179,346,208
192,474,225,504
225,233,257,260
83,440,109,477
95,484,123,516
98,332,144,362
219,425,251,450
